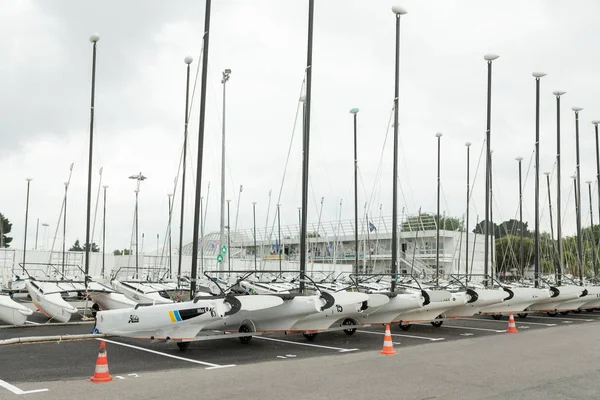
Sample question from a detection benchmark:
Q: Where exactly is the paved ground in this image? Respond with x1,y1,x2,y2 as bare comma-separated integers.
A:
1,309,600,399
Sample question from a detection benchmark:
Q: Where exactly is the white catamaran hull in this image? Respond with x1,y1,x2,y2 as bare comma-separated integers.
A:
96,295,284,340
395,290,469,323
479,287,553,315
25,281,78,323
112,280,173,305
0,294,33,325
578,286,600,309
444,289,507,318
204,293,333,333
360,292,425,324
288,292,372,332
91,292,137,310
526,285,585,312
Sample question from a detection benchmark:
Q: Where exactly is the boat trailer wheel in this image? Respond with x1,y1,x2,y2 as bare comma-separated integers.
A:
547,311,558,317
517,313,528,319
342,318,357,335
303,332,318,342
239,324,253,344
431,316,444,328
559,311,570,315
399,321,411,331
491,314,502,320
177,342,190,352
91,303,100,318
572,309,581,314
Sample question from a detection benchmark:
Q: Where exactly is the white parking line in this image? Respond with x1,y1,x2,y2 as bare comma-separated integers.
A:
357,330,444,342
254,336,358,352
0,379,48,395
461,318,556,327
525,316,594,322
416,324,505,333
97,338,235,369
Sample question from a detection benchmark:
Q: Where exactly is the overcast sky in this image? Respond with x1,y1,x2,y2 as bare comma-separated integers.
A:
2,0,600,255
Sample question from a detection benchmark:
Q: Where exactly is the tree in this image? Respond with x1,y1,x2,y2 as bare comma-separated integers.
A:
69,239,100,252
0,213,13,248
69,240,83,251
113,249,131,256
496,219,531,239
495,235,534,277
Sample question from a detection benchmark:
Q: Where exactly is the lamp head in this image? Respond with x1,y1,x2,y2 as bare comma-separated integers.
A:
552,91,566,96
26,178,33,182
532,72,546,78
483,54,499,61
592,120,600,126
515,157,523,161
349,108,359,114
586,181,593,185
89,33,100,43
543,172,550,176
571,175,577,179
465,142,471,147
391,6,407,15
103,185,109,189
572,107,583,112
184,55,193,65
435,132,443,138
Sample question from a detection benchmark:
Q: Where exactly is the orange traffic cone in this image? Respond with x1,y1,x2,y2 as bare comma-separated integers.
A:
90,341,113,383
379,324,397,355
506,312,518,333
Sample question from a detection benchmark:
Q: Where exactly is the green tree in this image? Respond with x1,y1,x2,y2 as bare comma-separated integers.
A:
69,240,83,251
497,219,531,239
113,249,131,256
473,219,499,238
69,239,100,252
495,235,534,277
0,213,13,248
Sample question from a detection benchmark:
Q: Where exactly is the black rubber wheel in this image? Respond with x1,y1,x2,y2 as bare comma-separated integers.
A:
238,325,253,344
559,311,569,315
547,312,558,317
342,318,356,335
431,320,443,328
573,309,581,314
517,313,528,318
177,342,190,351
91,303,100,318
491,314,502,320
586,308,595,313
398,322,411,331
303,332,318,342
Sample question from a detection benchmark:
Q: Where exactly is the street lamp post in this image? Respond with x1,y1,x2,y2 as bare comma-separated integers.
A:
85,33,100,286
573,106,584,284
129,173,147,279
350,107,359,276
587,181,597,279
220,69,231,273
483,54,500,287
390,5,407,292
554,90,566,286
23,178,33,273
435,132,442,286
532,71,546,288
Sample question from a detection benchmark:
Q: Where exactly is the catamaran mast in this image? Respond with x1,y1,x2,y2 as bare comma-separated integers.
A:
220,69,231,272
299,0,314,294
190,0,212,299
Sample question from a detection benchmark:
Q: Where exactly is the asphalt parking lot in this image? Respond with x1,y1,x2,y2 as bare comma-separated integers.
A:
2,309,600,397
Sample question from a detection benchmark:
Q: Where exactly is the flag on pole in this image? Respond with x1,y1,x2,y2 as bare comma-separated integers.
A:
369,222,377,232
